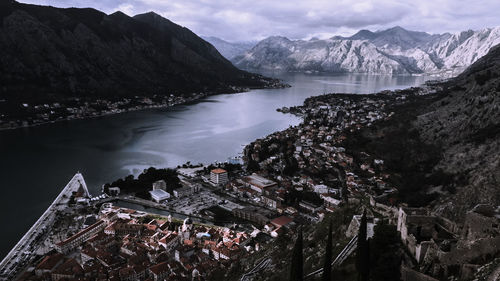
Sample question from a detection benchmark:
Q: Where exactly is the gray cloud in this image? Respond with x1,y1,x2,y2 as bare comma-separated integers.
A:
18,0,500,41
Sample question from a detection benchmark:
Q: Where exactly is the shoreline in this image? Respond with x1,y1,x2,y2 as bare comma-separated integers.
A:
0,173,89,279
0,83,291,132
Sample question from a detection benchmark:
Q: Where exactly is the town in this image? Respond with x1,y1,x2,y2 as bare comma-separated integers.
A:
2,81,499,281
0,77,289,131
0,93,209,130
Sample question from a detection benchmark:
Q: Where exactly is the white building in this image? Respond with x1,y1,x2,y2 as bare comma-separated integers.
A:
149,189,170,203
313,184,329,194
210,168,228,185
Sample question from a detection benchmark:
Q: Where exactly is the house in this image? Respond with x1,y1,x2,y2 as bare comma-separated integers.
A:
149,262,170,281
51,258,83,281
35,253,64,276
119,266,146,281
159,233,179,251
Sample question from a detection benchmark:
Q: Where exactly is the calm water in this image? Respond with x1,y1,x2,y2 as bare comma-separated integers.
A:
0,72,430,258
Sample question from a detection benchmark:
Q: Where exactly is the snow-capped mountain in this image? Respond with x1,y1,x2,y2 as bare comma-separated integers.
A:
232,26,500,75
202,36,256,60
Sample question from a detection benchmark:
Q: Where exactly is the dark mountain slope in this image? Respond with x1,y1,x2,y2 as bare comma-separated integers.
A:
344,44,500,220
0,0,274,103
415,45,500,219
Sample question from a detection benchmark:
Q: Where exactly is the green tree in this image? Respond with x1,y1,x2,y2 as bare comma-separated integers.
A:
356,210,369,281
290,227,304,281
322,219,333,281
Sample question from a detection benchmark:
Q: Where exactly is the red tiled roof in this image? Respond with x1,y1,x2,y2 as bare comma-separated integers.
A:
211,168,227,174
56,220,105,246
149,262,170,275
52,258,83,275
36,253,64,270
270,216,293,227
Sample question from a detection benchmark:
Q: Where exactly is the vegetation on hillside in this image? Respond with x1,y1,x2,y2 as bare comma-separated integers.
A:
103,167,181,198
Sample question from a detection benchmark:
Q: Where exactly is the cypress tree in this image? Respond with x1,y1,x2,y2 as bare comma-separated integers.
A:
356,210,369,281
290,227,304,281
322,219,333,281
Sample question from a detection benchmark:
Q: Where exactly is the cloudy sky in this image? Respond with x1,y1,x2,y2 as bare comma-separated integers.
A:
19,0,500,42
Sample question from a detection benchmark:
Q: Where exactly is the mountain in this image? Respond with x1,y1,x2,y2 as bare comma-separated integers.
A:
0,0,276,103
415,44,500,219
233,26,500,75
202,36,256,60
343,43,500,220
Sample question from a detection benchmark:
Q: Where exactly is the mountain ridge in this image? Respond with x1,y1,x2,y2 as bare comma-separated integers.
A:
201,36,256,60
0,1,276,104
232,26,500,75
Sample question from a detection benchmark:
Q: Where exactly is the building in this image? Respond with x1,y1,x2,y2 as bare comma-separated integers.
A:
232,207,271,225
313,184,329,194
261,195,279,209
298,201,322,213
242,173,277,193
159,233,179,251
35,253,64,276
150,189,171,203
322,195,341,211
55,221,106,253
51,259,83,281
270,216,293,229
210,168,228,185
108,186,120,196
152,180,167,191
149,262,170,281
346,215,379,239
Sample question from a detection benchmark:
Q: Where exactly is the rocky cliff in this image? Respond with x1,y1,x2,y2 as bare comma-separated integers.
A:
233,26,500,75
344,43,500,221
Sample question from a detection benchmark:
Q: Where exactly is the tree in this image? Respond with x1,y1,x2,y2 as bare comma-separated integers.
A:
370,221,401,281
322,219,333,281
356,210,369,281
334,166,348,204
290,227,304,281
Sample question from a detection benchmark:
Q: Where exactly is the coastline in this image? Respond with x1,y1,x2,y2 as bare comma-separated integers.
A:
0,173,89,279
0,83,290,132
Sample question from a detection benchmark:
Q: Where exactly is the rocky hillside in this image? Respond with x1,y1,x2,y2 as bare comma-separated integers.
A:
202,36,255,60
233,26,500,75
0,0,275,103
416,44,500,220
343,44,500,221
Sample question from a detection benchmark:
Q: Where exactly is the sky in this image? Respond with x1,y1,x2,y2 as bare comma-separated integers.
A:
18,0,500,42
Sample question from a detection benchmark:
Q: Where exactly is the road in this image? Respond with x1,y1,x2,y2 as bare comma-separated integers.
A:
240,258,272,281
304,235,358,279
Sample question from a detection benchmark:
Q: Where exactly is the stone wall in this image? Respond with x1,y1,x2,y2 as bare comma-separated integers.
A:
401,266,439,281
